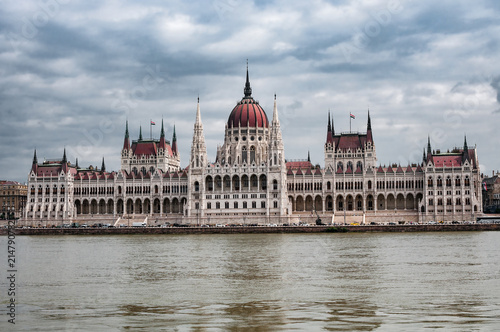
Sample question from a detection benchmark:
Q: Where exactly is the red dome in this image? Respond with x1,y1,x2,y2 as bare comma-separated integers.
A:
227,98,269,128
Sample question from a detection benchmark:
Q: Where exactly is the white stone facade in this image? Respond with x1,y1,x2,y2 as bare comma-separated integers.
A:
23,73,482,226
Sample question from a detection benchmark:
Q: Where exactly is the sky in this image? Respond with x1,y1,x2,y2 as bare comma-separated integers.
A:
1,0,499,183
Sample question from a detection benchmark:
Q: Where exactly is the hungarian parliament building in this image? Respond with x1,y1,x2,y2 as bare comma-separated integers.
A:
23,69,483,226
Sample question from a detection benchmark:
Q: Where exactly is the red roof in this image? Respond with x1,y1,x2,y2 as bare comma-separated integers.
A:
227,99,269,129
286,161,313,169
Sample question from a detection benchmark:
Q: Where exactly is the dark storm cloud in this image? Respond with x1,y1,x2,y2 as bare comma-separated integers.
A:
0,0,499,182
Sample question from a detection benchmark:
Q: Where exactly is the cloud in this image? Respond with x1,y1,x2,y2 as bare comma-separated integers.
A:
0,0,499,182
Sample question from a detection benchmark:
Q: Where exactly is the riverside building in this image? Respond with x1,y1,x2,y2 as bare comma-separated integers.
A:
23,69,483,226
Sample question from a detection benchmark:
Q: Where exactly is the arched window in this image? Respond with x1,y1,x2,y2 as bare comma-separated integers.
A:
337,162,343,171
437,176,442,187
327,181,331,190
368,180,372,190
446,176,452,187
273,179,278,190
356,161,363,170
347,161,353,170
242,146,247,164
427,177,433,187
194,181,199,192
250,146,256,164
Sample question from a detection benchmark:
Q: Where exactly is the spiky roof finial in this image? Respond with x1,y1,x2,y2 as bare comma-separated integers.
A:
62,148,67,163
139,126,143,141
125,120,129,139
101,157,106,172
244,59,252,98
367,109,372,131
328,111,332,133
33,149,38,164
307,150,311,162
160,119,165,138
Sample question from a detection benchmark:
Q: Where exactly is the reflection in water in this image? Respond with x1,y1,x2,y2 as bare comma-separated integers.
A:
0,232,499,331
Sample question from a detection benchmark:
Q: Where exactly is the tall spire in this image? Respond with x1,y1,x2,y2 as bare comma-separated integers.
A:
62,148,67,163
139,126,143,141
331,114,335,136
76,158,79,169
272,93,280,125
326,111,334,144
327,111,332,133
172,124,178,155
159,118,167,150
33,149,38,165
191,96,207,169
463,135,470,162
101,157,106,173
123,120,130,150
366,110,373,143
243,60,252,98
427,136,432,156
307,150,311,162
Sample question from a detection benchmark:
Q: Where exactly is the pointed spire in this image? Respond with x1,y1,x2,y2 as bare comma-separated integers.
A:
139,126,143,141
172,124,178,155
76,158,79,169
272,93,280,124
463,134,470,162
160,119,165,138
33,149,38,164
307,150,311,162
326,111,334,144
101,157,106,173
243,60,252,98
196,96,201,124
328,111,332,133
366,110,373,143
423,148,426,162
62,148,67,164
123,121,130,150
331,114,335,136
427,136,432,155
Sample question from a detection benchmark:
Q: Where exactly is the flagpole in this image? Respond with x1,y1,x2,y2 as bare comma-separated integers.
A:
150,119,152,140
350,113,351,133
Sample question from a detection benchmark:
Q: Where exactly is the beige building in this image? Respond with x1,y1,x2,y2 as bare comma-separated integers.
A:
22,70,483,226
1,180,27,222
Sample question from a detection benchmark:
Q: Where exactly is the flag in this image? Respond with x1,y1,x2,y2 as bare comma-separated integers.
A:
350,113,355,119
151,121,156,125
483,182,487,191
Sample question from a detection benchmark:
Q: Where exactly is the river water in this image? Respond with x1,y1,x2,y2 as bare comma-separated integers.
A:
1,232,499,331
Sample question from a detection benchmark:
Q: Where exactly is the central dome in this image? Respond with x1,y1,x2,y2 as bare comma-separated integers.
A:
227,66,269,129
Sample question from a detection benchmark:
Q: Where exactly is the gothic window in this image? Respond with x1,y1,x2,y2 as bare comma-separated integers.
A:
327,181,331,190
356,161,363,170
337,162,343,171
216,202,220,209
225,202,229,209
446,176,452,187
464,176,470,186
368,180,372,190
150,166,155,174
273,201,278,208
252,201,257,208
242,146,247,164
437,177,442,187
347,161,353,170
273,180,278,190
234,202,238,209
427,177,433,187
250,146,256,164
261,201,265,208
207,202,211,209
243,201,247,209
194,182,199,192
455,176,461,187
132,167,138,176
